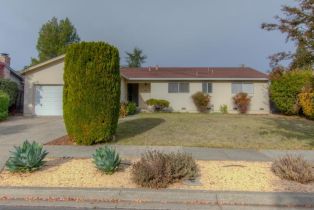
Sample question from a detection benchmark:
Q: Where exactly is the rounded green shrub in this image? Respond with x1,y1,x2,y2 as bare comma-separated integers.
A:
0,79,18,107
270,70,312,115
146,98,170,111
63,42,120,145
127,102,137,115
0,90,9,120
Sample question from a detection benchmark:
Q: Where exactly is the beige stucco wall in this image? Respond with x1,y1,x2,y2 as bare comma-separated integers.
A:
23,60,128,116
210,81,270,114
137,81,269,114
23,58,269,115
23,61,64,116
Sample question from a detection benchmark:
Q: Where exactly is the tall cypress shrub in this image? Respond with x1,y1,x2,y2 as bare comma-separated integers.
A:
63,42,120,145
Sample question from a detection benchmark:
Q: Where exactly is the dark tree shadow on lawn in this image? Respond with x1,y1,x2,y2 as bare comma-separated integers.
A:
268,117,314,147
115,118,165,142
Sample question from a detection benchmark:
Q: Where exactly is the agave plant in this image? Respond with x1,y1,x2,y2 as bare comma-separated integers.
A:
5,140,48,173
92,146,121,175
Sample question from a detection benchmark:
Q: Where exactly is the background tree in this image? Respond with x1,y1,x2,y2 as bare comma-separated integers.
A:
31,17,80,65
125,47,147,67
261,0,314,69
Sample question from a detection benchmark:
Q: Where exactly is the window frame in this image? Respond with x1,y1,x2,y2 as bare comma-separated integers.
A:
231,82,254,95
202,82,213,94
168,82,190,93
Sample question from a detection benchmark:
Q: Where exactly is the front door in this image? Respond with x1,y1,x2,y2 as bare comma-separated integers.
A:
127,83,139,105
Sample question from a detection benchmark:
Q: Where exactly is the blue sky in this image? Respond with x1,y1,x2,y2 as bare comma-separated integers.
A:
0,0,294,72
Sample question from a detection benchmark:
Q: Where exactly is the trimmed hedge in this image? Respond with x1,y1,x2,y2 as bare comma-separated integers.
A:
0,79,18,107
0,90,9,120
269,70,313,115
146,99,169,109
63,42,120,145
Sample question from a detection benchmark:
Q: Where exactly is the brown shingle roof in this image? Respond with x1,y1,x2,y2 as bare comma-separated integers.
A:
121,67,268,80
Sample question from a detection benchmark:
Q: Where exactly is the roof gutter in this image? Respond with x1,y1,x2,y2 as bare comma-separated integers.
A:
123,77,269,81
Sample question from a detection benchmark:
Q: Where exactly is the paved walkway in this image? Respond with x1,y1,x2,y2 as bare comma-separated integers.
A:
2,144,314,170
1,141,314,170
0,116,66,146
44,145,314,161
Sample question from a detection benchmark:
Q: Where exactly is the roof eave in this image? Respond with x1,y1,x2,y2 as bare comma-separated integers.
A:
124,77,269,81
21,54,65,75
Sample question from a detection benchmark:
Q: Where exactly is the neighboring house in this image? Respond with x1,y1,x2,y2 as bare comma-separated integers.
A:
21,55,269,116
0,53,23,89
0,53,24,111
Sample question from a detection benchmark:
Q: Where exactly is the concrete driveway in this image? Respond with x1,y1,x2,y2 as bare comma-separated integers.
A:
0,116,66,146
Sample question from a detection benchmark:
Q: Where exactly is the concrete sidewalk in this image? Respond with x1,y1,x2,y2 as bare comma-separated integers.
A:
1,144,314,170
0,187,313,210
45,145,314,161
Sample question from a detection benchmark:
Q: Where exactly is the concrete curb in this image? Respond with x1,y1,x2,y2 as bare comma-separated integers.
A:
0,187,313,209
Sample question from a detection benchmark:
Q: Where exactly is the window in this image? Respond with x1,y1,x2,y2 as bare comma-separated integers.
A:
202,82,212,93
179,83,189,93
231,83,254,94
168,83,179,93
168,82,189,93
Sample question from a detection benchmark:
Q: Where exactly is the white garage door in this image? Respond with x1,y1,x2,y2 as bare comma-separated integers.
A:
35,85,63,116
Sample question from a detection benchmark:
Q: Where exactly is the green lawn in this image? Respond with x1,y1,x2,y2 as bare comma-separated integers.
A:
115,113,314,150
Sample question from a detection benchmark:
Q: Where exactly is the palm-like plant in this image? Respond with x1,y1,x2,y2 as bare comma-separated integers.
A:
125,47,147,67
92,146,121,175
5,140,48,173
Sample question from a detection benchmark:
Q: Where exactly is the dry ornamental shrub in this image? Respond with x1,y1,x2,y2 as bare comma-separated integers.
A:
131,151,198,188
192,91,210,113
119,102,128,118
271,155,314,184
132,151,172,188
233,92,251,114
167,152,198,181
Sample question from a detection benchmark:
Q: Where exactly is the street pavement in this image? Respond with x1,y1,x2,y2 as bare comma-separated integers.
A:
0,204,311,210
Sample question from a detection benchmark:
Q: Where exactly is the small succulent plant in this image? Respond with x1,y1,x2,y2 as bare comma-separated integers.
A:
5,140,48,173
92,146,121,175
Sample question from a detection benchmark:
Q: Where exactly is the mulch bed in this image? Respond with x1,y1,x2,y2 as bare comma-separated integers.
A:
0,159,313,192
45,135,75,145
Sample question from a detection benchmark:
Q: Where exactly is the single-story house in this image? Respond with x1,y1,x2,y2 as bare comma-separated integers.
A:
21,54,269,116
